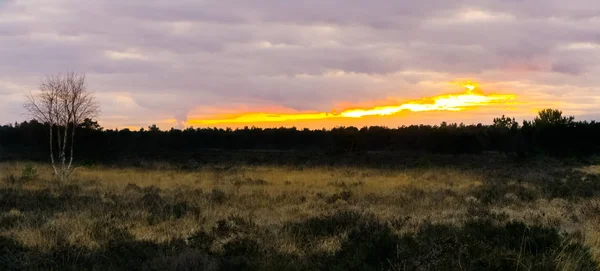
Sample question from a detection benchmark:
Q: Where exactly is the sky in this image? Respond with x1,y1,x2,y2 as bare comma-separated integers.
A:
1,0,599,130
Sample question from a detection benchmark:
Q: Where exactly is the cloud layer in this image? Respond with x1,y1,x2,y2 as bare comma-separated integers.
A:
1,0,599,128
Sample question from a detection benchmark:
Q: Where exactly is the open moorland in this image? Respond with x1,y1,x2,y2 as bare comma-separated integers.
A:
2,156,600,270
4,0,600,269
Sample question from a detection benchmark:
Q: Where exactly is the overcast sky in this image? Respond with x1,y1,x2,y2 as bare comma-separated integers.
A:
1,0,599,129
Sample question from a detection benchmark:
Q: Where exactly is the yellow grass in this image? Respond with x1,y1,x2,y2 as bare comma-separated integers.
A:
1,161,599,269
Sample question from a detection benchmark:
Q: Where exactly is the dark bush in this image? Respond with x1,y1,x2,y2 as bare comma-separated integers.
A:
325,190,353,204
91,219,134,244
165,201,192,219
0,236,29,270
59,184,82,200
124,183,143,193
331,219,400,271
209,189,227,204
221,238,263,271
0,210,25,230
538,171,600,199
232,177,269,186
387,220,596,271
170,250,220,271
290,211,596,271
212,215,258,238
328,181,364,188
285,210,364,238
465,205,509,221
141,188,164,210
2,173,18,184
473,183,540,204
187,231,213,251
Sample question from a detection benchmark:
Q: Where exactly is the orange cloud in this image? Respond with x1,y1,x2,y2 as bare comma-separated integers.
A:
187,81,516,127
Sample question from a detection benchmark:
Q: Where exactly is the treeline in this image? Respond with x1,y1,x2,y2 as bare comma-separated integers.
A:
1,109,599,162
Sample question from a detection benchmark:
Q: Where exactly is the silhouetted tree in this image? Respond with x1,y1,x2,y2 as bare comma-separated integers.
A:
534,109,574,126
79,118,103,131
493,115,518,129
148,124,160,132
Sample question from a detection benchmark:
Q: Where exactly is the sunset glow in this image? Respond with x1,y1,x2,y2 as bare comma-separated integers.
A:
188,82,516,126
2,0,600,129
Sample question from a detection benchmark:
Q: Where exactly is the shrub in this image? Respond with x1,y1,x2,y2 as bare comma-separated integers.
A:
20,164,37,181
124,183,143,193
0,209,25,230
212,215,258,238
171,250,220,271
59,184,82,200
221,238,263,270
187,231,213,251
325,190,353,204
2,174,18,184
232,177,269,186
141,186,164,210
0,236,29,270
91,219,134,244
285,210,365,239
387,220,596,270
473,182,540,204
332,219,400,271
165,201,191,219
291,210,596,271
209,189,227,204
538,171,600,199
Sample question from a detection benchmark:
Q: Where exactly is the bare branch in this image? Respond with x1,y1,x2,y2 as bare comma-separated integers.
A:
23,72,100,181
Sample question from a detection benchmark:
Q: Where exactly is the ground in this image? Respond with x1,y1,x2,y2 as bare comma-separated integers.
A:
1,157,600,270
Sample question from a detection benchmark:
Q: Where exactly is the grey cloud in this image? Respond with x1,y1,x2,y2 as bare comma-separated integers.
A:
1,0,600,127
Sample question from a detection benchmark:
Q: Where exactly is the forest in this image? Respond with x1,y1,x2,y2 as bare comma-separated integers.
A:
1,109,599,165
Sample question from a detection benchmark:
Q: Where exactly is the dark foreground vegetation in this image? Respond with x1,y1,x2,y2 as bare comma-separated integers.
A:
1,158,600,270
1,109,600,164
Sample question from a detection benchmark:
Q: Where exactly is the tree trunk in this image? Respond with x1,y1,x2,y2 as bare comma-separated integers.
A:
50,124,71,181
49,124,58,176
62,123,68,166
55,124,62,163
67,122,76,176
56,123,69,181
55,124,64,180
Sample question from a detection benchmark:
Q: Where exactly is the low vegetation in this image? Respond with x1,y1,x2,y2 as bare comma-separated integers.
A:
1,158,600,270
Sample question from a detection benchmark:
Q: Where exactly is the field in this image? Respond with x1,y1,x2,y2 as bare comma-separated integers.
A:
2,157,600,270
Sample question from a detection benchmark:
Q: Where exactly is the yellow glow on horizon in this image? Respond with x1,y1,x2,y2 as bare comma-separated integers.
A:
187,81,516,126
194,112,334,125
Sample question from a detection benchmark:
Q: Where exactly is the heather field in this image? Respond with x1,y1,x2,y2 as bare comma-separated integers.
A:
1,157,600,270
3,0,600,270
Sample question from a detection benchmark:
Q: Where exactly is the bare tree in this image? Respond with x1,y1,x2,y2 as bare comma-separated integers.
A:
24,73,99,181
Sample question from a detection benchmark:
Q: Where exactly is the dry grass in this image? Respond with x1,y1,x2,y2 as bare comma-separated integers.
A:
0,160,599,270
